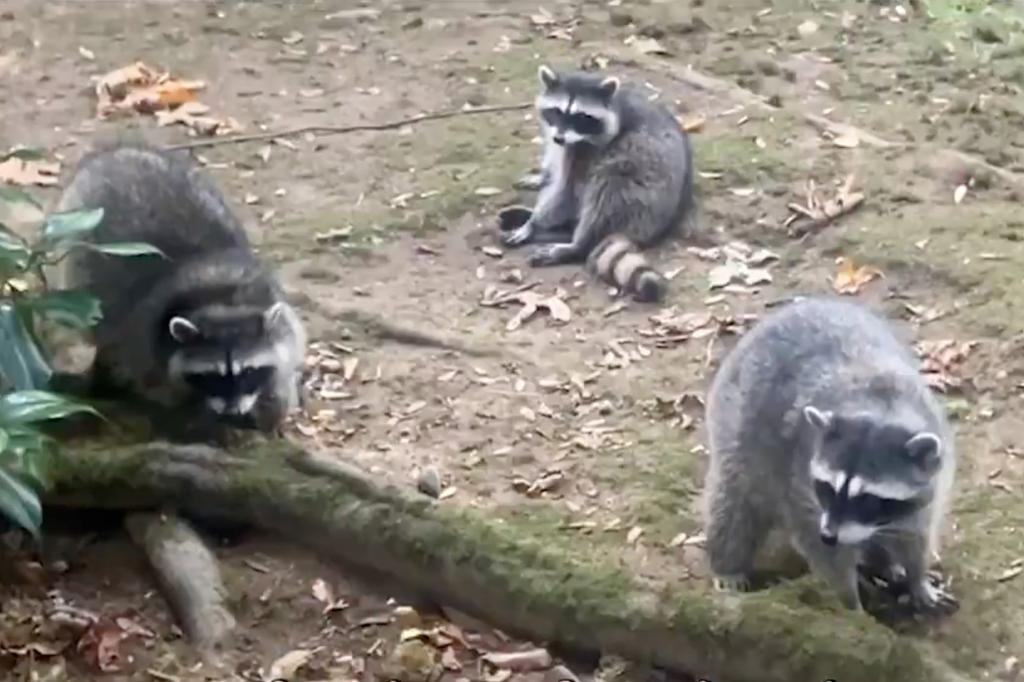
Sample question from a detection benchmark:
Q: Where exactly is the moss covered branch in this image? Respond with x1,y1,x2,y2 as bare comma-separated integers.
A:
46,440,963,682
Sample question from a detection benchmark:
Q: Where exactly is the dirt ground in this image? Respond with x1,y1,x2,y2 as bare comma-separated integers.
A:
2,0,1024,680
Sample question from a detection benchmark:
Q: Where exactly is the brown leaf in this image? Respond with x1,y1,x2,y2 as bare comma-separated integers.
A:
0,156,60,186
268,648,314,681
75,617,130,673
831,256,882,295
678,113,706,133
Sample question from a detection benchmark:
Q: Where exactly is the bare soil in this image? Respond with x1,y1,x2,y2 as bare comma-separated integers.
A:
2,1,1023,680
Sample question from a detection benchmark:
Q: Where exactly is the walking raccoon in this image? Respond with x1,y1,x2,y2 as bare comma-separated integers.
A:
499,65,694,303
702,296,957,613
52,141,307,432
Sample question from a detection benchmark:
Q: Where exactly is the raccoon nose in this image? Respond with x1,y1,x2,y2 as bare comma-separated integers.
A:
820,529,838,546
552,132,566,146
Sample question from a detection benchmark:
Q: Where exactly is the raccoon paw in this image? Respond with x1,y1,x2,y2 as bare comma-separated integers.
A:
500,221,535,247
712,574,751,593
911,578,959,615
528,243,576,266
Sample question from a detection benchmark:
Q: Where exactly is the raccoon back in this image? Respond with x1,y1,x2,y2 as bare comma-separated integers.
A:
706,297,945,472
52,143,268,377
589,85,694,247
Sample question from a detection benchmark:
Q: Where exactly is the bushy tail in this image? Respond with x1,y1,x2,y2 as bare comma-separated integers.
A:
586,234,665,303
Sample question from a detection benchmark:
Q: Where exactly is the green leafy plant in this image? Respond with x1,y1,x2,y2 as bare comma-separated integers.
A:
1,146,162,538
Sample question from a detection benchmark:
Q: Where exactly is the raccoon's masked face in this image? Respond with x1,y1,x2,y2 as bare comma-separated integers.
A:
803,405,940,547
166,302,289,423
536,65,621,148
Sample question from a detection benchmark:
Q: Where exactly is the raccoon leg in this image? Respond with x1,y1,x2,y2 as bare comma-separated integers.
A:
704,462,769,592
501,175,575,248
879,533,958,614
791,530,862,610
786,516,860,606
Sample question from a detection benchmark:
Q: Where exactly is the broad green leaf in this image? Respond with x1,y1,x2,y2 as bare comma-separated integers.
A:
20,290,102,329
0,424,49,486
0,185,43,210
1,148,46,162
80,241,165,258
0,304,52,390
0,467,42,538
0,428,8,454
0,390,100,426
42,208,104,245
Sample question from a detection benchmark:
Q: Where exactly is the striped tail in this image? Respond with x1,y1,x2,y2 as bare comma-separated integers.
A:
586,234,666,303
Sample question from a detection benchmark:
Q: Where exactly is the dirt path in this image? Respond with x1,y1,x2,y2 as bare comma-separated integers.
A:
2,1,1023,680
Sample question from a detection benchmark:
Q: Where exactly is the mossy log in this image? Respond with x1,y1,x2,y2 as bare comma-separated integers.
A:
45,440,969,682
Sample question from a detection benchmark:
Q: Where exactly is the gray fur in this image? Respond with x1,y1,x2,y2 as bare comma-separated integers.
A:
501,66,694,301
702,296,956,612
53,141,307,431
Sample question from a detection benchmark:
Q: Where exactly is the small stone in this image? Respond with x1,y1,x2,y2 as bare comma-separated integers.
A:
417,467,442,498
402,16,424,29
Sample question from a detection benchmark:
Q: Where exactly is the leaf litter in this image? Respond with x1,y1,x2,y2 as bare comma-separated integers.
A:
480,284,572,331
0,155,60,187
785,174,864,236
915,339,978,393
832,256,883,295
93,61,241,136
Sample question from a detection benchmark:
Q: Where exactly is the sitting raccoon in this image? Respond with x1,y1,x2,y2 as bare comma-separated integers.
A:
52,141,307,433
702,296,957,613
499,65,695,303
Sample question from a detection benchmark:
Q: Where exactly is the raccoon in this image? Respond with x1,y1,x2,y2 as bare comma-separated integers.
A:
499,65,694,303
702,296,957,613
52,141,307,432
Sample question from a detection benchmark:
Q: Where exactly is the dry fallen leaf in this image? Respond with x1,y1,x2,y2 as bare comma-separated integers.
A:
785,174,864,236
678,113,706,133
268,648,314,681
797,19,819,36
628,35,672,56
831,130,860,148
915,339,977,393
0,156,60,186
155,100,241,136
626,526,644,544
831,256,883,295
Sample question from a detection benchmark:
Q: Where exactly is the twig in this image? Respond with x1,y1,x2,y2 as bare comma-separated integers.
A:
164,102,532,151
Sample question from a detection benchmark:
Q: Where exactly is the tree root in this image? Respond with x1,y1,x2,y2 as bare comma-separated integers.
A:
46,439,966,682
124,511,236,654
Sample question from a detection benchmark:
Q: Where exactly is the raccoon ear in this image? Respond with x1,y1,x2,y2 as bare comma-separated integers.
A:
803,405,833,433
905,432,942,465
599,76,620,98
538,65,559,90
168,316,200,343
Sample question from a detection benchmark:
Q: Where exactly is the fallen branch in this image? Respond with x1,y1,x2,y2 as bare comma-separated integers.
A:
333,307,503,357
46,440,966,682
163,102,532,151
124,511,236,654
606,49,1024,188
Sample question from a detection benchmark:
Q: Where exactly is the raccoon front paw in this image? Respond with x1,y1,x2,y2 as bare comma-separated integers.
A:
712,574,751,593
910,577,959,615
500,221,535,247
528,243,575,266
